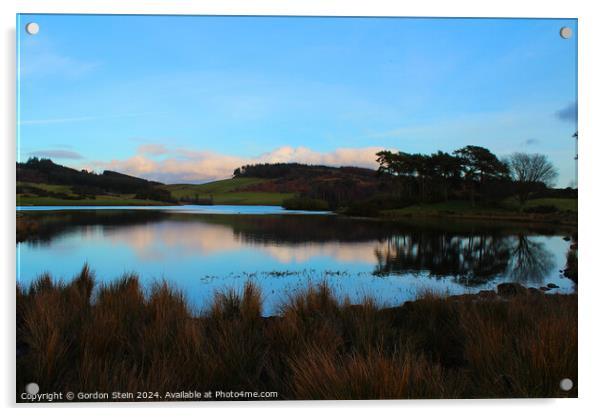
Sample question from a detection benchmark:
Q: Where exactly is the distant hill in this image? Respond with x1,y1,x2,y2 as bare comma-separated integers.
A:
16,159,576,216
18,159,369,207
161,177,294,206
18,158,163,190
234,163,381,208
162,163,381,207
17,158,175,205
233,163,378,190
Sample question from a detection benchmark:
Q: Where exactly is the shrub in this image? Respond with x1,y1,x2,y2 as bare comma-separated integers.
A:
282,196,329,211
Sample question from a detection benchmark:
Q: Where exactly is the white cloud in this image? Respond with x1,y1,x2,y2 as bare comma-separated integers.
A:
91,145,385,184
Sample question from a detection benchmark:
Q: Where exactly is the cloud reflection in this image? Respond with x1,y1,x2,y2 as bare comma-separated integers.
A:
103,221,383,264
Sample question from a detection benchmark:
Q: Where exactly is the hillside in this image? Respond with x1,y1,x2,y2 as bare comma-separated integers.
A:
162,178,294,206
17,158,378,207
17,158,175,206
16,159,576,220
162,164,380,206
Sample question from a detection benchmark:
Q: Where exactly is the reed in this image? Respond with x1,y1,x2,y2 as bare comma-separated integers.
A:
17,266,577,400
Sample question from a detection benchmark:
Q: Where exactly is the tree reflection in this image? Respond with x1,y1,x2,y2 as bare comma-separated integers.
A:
18,210,559,287
506,235,555,283
374,232,554,286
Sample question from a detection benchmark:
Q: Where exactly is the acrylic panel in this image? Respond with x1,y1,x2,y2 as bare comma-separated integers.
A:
16,14,578,402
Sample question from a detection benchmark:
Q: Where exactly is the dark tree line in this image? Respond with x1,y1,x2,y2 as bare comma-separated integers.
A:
231,146,561,211
376,146,559,208
234,163,375,179
234,162,380,210
376,145,511,206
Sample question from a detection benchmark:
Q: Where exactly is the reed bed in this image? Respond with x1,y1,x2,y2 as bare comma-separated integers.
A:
17,266,577,400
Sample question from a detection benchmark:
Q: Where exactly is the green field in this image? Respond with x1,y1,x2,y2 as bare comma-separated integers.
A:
162,177,294,205
164,177,267,196
17,178,295,207
504,197,578,212
17,182,78,196
17,182,172,206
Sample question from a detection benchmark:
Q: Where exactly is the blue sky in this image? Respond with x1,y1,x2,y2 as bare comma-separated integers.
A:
17,14,577,185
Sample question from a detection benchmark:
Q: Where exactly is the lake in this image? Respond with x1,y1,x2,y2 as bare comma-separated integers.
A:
16,205,576,315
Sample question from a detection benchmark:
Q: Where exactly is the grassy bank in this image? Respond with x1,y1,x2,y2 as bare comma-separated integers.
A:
379,198,577,225
17,267,577,401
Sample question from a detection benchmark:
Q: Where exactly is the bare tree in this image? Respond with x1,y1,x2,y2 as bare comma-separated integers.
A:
507,153,558,208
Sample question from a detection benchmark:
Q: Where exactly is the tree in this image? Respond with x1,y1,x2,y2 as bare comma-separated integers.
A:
376,151,398,177
453,145,508,206
376,151,421,201
430,151,462,201
453,145,508,182
507,153,558,208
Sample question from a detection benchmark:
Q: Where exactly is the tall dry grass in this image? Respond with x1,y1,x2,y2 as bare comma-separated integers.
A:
17,266,577,400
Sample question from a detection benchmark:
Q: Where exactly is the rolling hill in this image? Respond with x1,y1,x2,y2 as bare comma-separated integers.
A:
18,158,376,206
160,177,295,205
17,158,175,206
162,163,381,206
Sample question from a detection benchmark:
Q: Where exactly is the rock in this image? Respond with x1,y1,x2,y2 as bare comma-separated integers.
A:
497,283,527,297
547,283,559,289
528,287,543,296
570,243,578,250
477,290,497,299
563,236,571,241
539,286,551,291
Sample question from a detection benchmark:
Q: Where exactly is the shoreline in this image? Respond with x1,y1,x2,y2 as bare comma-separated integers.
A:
16,203,578,231
378,210,578,227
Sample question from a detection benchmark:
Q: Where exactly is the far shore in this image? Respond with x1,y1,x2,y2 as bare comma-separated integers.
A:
16,197,577,228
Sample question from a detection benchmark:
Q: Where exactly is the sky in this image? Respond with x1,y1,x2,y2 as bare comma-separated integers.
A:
17,14,577,185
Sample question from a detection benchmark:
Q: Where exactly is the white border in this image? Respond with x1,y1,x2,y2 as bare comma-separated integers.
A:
2,1,601,415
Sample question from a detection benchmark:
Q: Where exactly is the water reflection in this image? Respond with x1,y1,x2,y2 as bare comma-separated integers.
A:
507,236,555,283
17,209,575,314
374,232,554,285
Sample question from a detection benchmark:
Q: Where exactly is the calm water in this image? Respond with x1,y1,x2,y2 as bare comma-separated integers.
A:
17,206,576,315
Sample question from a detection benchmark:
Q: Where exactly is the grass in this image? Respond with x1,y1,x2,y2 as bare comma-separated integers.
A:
163,178,294,205
17,267,577,401
17,181,174,206
507,197,578,212
382,200,489,216
17,195,171,206
380,198,577,224
163,177,268,196
17,182,78,197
